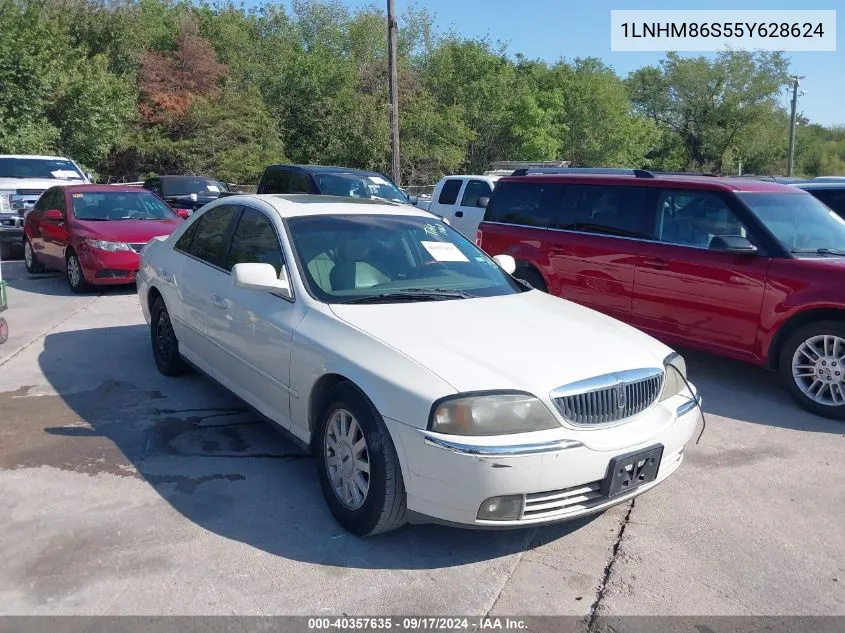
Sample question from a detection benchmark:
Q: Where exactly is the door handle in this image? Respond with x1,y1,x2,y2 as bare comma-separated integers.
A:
210,295,228,310
642,258,669,270
455,211,464,218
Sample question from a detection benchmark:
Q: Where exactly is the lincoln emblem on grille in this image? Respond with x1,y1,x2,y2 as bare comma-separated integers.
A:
615,385,626,410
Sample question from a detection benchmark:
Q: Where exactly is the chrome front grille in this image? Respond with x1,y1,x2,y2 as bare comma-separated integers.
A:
551,368,664,426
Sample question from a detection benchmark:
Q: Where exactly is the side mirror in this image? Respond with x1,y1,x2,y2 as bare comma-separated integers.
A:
44,209,64,221
409,195,419,205
477,196,490,208
232,263,292,299
709,235,758,254
85,172,95,182
492,254,517,274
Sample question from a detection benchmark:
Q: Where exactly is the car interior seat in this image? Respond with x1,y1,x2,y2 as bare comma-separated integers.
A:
329,238,390,291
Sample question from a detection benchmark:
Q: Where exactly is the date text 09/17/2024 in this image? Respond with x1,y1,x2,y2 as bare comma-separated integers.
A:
307,617,528,630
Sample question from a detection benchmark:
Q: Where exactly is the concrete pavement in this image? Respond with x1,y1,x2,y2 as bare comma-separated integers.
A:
0,261,842,617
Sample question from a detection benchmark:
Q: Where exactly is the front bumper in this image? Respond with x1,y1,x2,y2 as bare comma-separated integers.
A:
0,216,23,246
385,391,701,527
77,246,141,285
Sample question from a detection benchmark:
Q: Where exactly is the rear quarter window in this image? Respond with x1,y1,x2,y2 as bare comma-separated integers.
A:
259,168,290,194
484,182,566,227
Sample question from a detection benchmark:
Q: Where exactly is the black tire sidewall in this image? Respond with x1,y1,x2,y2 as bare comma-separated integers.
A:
779,320,845,420
315,384,403,536
515,267,547,292
150,297,182,375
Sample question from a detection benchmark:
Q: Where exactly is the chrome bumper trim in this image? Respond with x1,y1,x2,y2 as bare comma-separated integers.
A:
676,389,700,417
422,434,584,457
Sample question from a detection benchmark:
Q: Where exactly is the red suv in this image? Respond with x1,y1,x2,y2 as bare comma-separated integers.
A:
477,169,845,419
23,185,182,292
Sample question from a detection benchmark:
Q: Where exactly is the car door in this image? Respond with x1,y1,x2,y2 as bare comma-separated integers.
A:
210,205,306,429
630,189,770,360
39,187,71,267
453,179,493,238
428,178,464,220
172,204,240,375
25,189,51,262
548,185,651,322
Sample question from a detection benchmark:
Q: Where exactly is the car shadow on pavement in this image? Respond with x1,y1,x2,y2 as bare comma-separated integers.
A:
680,348,843,433
29,323,598,570
2,261,137,297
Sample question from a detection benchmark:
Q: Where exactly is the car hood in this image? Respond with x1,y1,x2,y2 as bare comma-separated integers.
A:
75,218,181,243
0,177,85,190
329,291,672,396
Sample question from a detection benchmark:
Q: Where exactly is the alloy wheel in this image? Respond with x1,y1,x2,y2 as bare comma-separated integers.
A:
67,254,82,288
792,334,845,406
24,241,32,268
324,408,371,510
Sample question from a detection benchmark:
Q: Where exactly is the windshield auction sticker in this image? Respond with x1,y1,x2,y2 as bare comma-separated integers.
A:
611,10,836,51
421,241,469,262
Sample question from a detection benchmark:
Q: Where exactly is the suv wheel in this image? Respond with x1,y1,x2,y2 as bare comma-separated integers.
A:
315,383,407,536
24,239,45,273
514,267,547,292
779,321,845,420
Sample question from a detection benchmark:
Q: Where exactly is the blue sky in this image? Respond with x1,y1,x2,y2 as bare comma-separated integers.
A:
330,0,842,126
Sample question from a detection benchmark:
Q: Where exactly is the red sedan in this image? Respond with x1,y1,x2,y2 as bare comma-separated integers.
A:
23,185,183,292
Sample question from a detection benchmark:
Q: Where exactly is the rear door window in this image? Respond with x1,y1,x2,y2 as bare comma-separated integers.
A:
289,171,315,194
260,168,291,194
438,179,463,205
484,182,566,227
561,186,651,239
460,180,492,207
181,205,239,267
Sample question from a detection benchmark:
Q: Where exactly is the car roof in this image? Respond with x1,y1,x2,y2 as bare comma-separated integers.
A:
0,154,75,161
499,173,804,193
265,164,388,178
60,184,148,194
222,194,433,219
793,181,845,190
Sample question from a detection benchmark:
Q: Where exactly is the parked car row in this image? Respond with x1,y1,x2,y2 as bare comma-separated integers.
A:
476,169,845,419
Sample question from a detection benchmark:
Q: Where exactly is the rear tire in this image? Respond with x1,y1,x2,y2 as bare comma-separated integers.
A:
24,238,45,273
514,267,547,292
779,320,845,420
66,249,92,293
150,296,187,376
0,241,15,261
315,383,407,536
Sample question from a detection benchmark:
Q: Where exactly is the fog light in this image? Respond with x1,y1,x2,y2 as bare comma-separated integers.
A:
477,495,523,521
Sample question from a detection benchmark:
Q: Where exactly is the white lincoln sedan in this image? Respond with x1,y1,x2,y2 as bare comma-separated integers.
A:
137,194,702,536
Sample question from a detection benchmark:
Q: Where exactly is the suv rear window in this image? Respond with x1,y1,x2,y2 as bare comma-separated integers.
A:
484,182,565,227
260,168,290,194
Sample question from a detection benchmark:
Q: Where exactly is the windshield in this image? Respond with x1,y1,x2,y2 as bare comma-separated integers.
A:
737,192,845,255
0,158,84,180
71,191,177,221
287,214,522,303
316,173,408,204
162,178,227,197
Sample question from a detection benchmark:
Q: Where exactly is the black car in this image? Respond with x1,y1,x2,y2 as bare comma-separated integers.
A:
256,164,411,205
793,179,845,220
142,175,229,217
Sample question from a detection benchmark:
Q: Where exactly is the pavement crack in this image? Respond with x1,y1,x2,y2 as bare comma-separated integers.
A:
587,498,636,630
0,295,101,368
480,526,539,621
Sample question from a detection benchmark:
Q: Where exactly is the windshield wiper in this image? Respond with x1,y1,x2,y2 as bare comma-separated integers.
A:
342,289,473,304
790,248,845,257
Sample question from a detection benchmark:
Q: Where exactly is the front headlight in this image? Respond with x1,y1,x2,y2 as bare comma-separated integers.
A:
84,239,132,252
660,352,688,401
429,392,561,436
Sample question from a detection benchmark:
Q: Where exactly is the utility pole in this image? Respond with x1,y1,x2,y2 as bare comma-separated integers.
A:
786,75,804,177
387,0,401,186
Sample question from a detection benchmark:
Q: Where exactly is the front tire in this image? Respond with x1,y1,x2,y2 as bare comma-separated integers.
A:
779,321,845,420
315,383,407,536
24,238,45,273
66,249,92,293
150,296,187,376
514,267,547,292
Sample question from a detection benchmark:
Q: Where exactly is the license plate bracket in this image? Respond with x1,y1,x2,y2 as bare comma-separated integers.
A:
601,444,664,498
